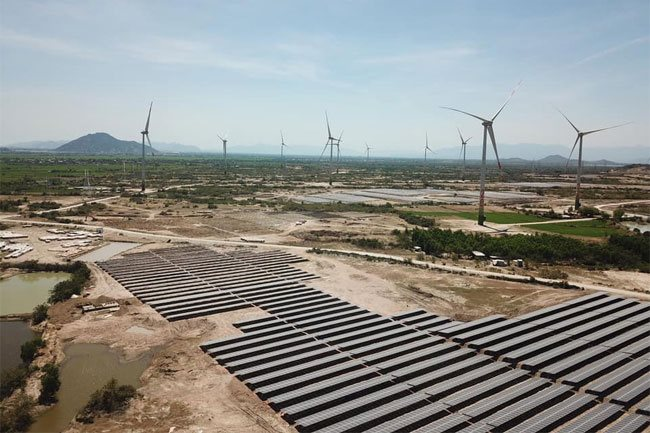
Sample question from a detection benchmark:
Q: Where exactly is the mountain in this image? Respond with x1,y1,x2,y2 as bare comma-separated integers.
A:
153,141,202,153
5,140,67,150
55,133,159,155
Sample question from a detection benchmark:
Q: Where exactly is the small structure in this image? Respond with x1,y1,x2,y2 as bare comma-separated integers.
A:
0,231,28,240
472,251,486,259
513,259,524,267
413,246,422,253
491,259,508,267
81,301,120,314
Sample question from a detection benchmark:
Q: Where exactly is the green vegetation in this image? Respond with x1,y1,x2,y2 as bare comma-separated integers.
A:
0,392,34,432
76,379,137,424
38,364,60,405
397,211,436,227
409,228,650,271
26,201,60,211
408,210,550,224
20,338,44,364
526,219,624,238
350,238,385,249
0,367,28,400
0,199,25,212
31,304,48,325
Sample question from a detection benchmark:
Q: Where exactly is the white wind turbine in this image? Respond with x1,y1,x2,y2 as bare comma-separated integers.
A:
280,131,288,166
441,82,521,225
140,102,154,192
457,128,472,180
365,142,372,163
424,132,433,162
217,133,229,175
319,111,343,185
556,109,630,210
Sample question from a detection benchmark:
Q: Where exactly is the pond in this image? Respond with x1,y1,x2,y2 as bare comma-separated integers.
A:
29,343,152,433
0,272,70,315
0,320,38,372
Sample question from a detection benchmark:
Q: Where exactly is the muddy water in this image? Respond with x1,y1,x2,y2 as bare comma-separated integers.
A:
29,344,152,433
0,320,37,372
0,272,69,315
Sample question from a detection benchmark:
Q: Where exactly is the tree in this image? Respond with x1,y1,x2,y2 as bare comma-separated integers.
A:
76,379,136,423
31,304,48,325
0,367,27,399
20,338,44,364
38,364,61,404
0,392,34,432
613,208,625,223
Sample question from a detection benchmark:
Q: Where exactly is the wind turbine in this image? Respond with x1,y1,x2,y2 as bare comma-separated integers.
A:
218,133,229,175
441,82,521,225
457,128,472,180
424,132,433,162
280,131,288,166
140,101,153,192
556,109,630,210
319,111,342,185
365,142,371,163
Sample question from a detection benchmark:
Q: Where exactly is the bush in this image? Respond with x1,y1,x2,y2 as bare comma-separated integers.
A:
0,367,28,400
350,238,384,249
31,304,48,325
0,392,34,432
613,208,625,223
397,212,436,228
38,364,60,405
48,262,91,303
538,268,569,280
20,338,44,364
577,206,601,218
76,379,136,424
27,201,60,211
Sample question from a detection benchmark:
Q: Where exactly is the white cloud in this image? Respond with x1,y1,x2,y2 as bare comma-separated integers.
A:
359,46,478,65
0,28,97,59
571,36,649,68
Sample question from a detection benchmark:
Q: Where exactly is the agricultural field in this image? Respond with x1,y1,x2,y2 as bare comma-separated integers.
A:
525,219,627,238
406,209,551,224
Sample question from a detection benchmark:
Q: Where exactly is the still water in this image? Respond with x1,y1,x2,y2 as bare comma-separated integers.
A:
0,320,37,372
0,272,70,315
29,344,152,433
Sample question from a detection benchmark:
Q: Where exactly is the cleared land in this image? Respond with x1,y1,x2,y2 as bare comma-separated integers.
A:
525,219,626,237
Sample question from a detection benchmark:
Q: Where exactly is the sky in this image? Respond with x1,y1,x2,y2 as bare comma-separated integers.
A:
1,0,649,160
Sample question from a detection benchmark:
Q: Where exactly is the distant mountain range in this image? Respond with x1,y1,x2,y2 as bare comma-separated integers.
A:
1,133,646,164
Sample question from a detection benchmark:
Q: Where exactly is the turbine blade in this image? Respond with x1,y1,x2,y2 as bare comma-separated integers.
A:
582,122,632,135
217,134,223,141
325,111,332,138
466,137,472,143
458,146,464,159
457,127,464,143
487,125,501,169
144,101,152,132
146,135,154,156
555,107,580,134
337,130,343,142
491,80,522,122
441,106,489,123
566,135,580,168
281,130,284,144
426,131,428,148
319,142,329,161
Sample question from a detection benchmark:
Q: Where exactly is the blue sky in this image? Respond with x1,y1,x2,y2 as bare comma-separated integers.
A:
1,0,648,160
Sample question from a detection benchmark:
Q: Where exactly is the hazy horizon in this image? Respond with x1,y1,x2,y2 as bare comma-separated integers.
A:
1,1,648,160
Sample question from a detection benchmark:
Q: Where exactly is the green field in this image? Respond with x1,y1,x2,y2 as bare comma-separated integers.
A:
410,210,549,224
525,219,624,237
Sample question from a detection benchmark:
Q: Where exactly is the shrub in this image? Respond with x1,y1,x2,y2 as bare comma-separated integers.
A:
76,379,136,424
613,208,625,223
0,367,28,399
538,268,569,280
397,212,436,228
31,304,48,325
0,392,34,432
20,338,44,364
350,238,384,249
38,364,60,405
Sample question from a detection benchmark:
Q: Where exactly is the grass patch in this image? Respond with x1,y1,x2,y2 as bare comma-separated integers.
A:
526,220,624,238
410,210,549,224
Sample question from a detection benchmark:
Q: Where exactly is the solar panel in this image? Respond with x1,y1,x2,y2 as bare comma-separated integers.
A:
603,413,650,433
441,369,531,411
554,403,624,433
583,358,649,397
608,374,650,407
366,403,451,433
504,393,597,433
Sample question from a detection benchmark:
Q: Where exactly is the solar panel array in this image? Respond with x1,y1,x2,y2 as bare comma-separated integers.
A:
202,292,649,432
99,246,649,432
97,245,320,321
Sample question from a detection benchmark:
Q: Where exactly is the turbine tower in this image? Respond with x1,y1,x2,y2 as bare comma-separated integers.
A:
218,134,229,175
424,132,433,162
442,82,521,225
140,101,153,192
280,131,288,166
457,128,472,180
319,111,342,185
557,109,630,210
365,142,371,163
